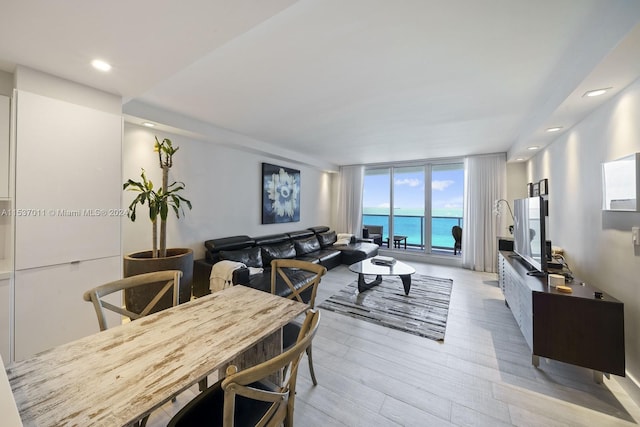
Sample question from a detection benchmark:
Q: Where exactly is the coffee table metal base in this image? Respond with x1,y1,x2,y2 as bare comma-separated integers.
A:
357,273,412,295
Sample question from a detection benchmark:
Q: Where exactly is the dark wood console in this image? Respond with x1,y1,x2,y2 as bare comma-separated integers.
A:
498,251,625,381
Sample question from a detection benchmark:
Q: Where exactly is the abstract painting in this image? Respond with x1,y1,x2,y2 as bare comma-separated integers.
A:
262,163,300,224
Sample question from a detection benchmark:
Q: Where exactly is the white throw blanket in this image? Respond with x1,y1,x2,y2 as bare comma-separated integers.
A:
210,260,245,293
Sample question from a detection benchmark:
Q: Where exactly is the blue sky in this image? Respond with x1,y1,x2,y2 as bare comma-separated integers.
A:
363,166,464,214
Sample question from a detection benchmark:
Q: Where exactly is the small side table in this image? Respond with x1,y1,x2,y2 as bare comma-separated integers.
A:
392,235,407,249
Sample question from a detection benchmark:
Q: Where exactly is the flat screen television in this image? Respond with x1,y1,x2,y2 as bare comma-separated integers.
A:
513,196,547,275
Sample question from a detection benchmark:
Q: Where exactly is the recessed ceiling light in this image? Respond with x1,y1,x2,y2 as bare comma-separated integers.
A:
546,127,563,132
142,122,155,127
91,59,112,72
583,88,611,97
527,146,539,151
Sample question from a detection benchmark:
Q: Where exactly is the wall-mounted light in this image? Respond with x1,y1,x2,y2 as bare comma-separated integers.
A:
546,127,563,133
142,122,156,127
91,59,112,72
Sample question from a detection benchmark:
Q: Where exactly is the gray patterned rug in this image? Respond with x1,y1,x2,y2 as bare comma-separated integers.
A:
318,274,453,341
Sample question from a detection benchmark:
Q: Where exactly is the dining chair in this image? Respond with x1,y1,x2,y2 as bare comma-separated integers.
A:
363,224,388,247
83,270,182,331
83,270,182,427
452,225,462,255
168,309,321,427
271,259,326,386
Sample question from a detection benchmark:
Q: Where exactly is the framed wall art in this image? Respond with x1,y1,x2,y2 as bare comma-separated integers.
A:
261,163,300,224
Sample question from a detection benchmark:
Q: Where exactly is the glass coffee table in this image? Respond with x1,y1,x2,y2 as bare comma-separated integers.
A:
349,258,416,295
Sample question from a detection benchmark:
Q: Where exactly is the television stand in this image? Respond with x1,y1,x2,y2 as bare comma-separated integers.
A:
499,251,625,382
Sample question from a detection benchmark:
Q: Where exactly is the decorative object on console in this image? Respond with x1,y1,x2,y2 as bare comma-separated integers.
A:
262,162,300,224
123,136,194,313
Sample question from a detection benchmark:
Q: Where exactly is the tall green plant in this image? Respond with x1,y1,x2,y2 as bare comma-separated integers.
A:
124,137,192,258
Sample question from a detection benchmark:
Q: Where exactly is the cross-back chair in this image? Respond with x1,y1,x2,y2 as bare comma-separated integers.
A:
168,309,321,427
82,270,182,426
83,270,182,332
270,259,326,386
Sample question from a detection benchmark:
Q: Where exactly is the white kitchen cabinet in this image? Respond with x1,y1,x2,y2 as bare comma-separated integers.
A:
14,256,120,360
14,91,121,270
0,95,9,199
0,277,10,364
12,90,122,360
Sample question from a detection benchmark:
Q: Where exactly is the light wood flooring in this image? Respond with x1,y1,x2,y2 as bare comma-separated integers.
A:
147,262,640,426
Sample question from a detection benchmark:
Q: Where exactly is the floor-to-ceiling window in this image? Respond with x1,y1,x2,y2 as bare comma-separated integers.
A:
431,163,464,253
362,168,391,242
392,166,425,249
362,161,463,255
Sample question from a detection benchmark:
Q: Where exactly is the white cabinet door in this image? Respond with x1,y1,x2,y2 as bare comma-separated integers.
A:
0,278,10,364
14,91,122,270
0,95,9,198
14,256,121,361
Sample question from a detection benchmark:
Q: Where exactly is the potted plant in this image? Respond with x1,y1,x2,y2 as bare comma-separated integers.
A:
123,136,193,312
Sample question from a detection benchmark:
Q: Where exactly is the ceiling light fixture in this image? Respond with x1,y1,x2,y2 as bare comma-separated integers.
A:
142,122,155,127
91,59,112,72
583,88,610,97
546,127,563,132
527,146,539,151
516,158,525,161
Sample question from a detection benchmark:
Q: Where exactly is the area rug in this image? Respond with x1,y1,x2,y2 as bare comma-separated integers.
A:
318,274,453,341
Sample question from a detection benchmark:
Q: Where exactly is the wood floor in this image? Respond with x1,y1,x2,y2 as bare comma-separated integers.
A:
148,262,640,426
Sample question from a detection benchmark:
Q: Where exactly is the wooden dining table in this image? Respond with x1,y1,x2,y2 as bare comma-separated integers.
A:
5,285,308,427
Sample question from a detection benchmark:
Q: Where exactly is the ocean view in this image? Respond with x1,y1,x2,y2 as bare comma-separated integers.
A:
363,208,463,249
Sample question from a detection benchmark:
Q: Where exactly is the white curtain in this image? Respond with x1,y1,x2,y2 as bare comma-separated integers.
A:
335,165,364,235
462,154,507,273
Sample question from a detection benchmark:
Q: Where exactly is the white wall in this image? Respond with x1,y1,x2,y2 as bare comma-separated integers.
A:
123,124,333,260
528,77,640,385
0,71,12,97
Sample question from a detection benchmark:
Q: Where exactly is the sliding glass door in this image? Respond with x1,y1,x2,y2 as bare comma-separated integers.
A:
431,164,464,253
392,166,425,249
363,162,463,255
362,168,390,244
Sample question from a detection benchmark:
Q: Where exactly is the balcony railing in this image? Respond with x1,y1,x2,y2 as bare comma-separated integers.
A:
362,214,463,252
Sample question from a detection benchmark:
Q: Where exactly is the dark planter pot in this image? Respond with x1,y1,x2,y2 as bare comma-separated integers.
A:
123,248,194,314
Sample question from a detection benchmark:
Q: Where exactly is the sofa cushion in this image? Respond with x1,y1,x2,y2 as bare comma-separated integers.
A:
261,242,297,266
317,230,337,248
338,242,379,265
219,246,263,268
294,236,321,256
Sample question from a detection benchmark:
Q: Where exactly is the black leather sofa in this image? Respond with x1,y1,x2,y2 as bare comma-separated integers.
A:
192,226,379,297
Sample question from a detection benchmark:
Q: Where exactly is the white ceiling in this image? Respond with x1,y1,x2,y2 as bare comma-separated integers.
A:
2,0,640,170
